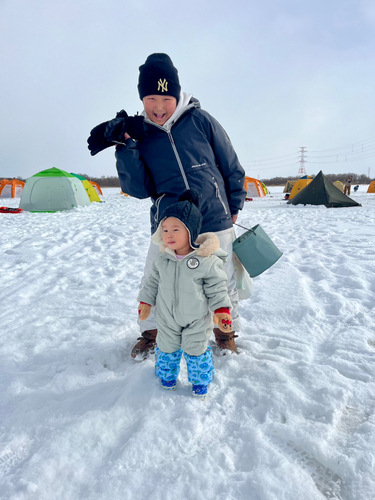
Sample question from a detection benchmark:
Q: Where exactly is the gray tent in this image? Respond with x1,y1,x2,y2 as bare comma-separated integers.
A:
19,167,90,212
287,171,361,208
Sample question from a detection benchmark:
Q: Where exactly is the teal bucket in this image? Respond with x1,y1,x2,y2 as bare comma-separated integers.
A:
233,224,283,278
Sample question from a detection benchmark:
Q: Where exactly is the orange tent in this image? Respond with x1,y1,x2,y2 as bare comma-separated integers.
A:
367,181,375,193
89,180,103,196
0,179,25,198
244,177,266,198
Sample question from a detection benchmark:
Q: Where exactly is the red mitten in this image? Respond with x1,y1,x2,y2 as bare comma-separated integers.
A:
213,307,232,332
138,302,152,321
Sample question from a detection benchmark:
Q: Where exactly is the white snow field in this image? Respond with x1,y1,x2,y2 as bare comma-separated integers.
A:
1,186,375,500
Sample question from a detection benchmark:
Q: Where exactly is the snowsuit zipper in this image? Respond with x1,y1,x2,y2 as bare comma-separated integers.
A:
174,261,180,312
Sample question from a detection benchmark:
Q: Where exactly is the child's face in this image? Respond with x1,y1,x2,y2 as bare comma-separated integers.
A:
162,217,192,255
143,95,177,126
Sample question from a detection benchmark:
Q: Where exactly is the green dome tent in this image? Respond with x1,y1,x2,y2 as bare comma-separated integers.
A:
287,171,361,208
19,168,91,212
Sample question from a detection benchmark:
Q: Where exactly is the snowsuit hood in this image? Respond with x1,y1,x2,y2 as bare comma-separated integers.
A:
152,229,227,260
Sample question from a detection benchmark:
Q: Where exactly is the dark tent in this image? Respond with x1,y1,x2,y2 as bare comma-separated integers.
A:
287,171,361,208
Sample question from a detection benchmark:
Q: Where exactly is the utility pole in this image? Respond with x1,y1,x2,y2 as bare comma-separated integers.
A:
298,147,307,176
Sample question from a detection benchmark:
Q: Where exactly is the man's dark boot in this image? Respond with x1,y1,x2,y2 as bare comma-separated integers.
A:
131,329,158,359
213,328,238,353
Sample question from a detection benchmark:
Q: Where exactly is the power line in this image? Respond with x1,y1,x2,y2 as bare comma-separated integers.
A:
242,135,375,167
241,154,299,165
309,136,375,153
308,145,375,160
309,152,375,163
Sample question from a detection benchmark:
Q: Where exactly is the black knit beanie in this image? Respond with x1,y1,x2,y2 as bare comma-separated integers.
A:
138,53,181,101
159,191,202,248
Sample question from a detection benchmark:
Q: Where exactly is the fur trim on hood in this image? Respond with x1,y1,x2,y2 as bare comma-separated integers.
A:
195,233,220,256
152,229,220,257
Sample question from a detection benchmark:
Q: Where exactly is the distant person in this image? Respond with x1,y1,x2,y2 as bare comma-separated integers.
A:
344,175,353,195
138,192,232,398
87,53,246,359
354,185,359,192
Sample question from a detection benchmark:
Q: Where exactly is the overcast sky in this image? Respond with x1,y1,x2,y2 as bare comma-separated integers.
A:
1,0,375,181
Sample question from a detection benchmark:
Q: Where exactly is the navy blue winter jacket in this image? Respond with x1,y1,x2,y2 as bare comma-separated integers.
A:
115,95,246,234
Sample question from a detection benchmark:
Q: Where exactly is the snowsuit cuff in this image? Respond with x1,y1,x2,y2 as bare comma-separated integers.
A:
214,307,231,314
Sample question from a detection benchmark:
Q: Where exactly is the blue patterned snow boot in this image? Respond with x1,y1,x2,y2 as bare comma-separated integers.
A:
192,384,208,398
160,379,177,391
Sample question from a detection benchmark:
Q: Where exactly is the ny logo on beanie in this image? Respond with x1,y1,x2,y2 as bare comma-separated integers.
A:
138,53,181,101
158,79,168,92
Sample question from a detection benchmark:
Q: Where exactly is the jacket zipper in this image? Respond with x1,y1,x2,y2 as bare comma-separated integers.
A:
213,178,228,215
144,113,194,192
154,193,166,228
168,132,190,191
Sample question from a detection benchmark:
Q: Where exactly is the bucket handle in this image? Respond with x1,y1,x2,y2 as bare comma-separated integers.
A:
234,222,256,235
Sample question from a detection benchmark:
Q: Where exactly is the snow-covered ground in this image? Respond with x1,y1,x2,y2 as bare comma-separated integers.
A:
1,186,375,500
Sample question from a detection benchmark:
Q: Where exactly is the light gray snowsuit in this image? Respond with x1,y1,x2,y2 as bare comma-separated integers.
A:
137,232,231,356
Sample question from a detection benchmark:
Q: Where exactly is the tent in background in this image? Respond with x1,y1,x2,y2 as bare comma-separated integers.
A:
333,181,345,192
89,181,103,196
70,174,101,202
261,182,269,194
289,177,313,199
283,180,297,193
0,179,25,198
244,177,266,199
19,168,91,212
367,181,375,193
287,171,361,208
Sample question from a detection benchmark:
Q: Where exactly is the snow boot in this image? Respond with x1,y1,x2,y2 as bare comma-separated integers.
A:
213,328,238,353
160,379,177,391
131,329,157,359
192,384,208,398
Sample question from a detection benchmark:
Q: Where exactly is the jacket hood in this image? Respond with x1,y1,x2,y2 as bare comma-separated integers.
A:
152,230,224,258
142,92,200,132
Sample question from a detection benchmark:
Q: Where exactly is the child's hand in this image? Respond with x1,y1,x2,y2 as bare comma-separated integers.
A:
213,310,232,332
138,302,152,321
87,121,114,156
105,113,145,143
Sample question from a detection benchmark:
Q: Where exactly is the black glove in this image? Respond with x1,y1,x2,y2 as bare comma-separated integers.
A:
87,110,129,156
105,111,145,143
87,121,113,156
87,110,145,157
126,115,146,141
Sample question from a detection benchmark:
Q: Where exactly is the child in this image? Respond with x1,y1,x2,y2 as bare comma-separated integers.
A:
87,53,246,358
137,191,232,398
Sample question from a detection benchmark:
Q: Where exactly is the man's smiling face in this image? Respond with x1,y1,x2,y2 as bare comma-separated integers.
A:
143,95,177,126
